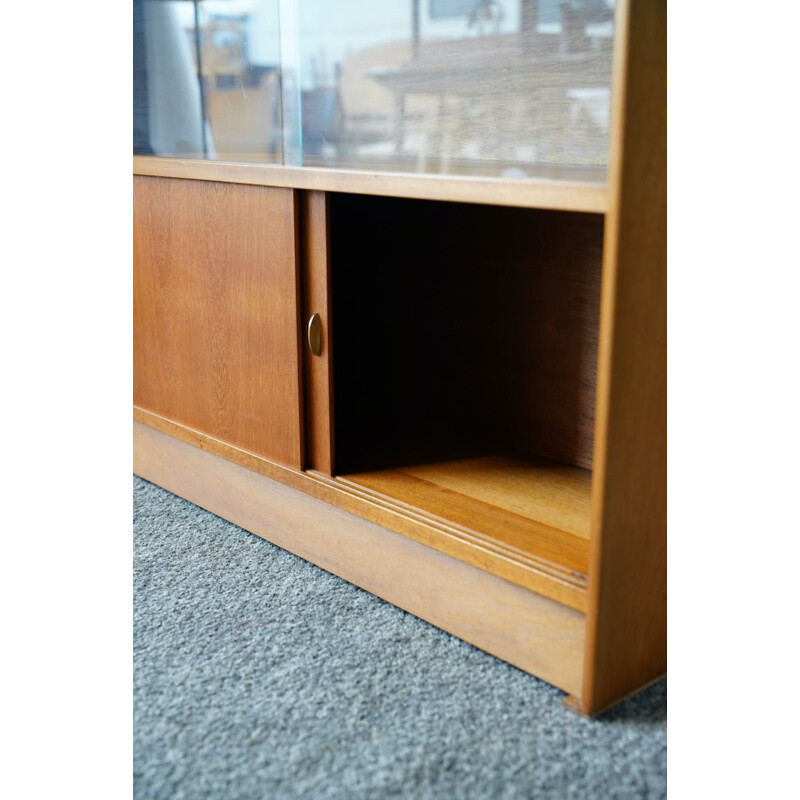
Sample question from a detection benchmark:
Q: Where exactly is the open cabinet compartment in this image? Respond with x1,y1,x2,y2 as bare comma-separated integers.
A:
326,193,604,595
134,0,665,715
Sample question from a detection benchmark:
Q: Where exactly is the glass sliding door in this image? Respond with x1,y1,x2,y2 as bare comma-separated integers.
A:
133,0,615,179
134,0,282,162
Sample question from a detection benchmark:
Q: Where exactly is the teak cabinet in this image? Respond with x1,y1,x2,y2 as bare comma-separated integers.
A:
133,0,665,716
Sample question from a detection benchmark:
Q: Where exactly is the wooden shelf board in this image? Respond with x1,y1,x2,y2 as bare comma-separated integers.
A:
133,156,608,214
338,454,592,580
134,406,589,611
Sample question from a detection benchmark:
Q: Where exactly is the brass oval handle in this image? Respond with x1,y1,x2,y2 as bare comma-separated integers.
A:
307,313,322,357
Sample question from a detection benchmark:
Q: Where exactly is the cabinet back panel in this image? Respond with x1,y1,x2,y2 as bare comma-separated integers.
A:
133,176,303,468
330,194,603,473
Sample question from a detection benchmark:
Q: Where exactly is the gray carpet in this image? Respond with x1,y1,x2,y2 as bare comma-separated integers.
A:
133,476,666,799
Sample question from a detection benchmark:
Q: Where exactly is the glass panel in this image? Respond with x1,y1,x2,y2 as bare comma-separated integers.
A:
290,0,614,177
134,0,283,162
133,1,614,179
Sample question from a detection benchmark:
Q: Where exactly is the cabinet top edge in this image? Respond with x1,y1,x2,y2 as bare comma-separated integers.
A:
133,156,608,214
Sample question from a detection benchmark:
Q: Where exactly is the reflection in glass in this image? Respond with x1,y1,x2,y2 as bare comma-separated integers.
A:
134,0,282,162
133,1,615,179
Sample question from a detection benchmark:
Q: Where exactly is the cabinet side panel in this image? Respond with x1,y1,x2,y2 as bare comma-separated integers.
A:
133,176,303,468
582,0,667,715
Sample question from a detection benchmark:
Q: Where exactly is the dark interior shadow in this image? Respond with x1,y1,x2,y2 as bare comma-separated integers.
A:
330,195,605,475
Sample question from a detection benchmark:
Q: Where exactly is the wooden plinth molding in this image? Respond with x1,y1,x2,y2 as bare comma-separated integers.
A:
134,420,586,699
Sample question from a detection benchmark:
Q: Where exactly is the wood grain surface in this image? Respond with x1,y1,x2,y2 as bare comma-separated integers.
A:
134,406,588,611
342,455,590,572
581,0,667,716
133,156,608,213
300,191,335,474
339,454,591,586
134,420,586,697
133,176,303,467
492,210,603,470
392,456,592,539
130,0,665,716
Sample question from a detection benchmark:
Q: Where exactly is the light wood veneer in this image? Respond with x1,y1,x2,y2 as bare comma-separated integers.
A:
132,0,665,717
133,177,303,468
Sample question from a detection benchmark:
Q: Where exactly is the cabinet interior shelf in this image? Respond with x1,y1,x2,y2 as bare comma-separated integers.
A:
336,454,592,581
132,156,608,214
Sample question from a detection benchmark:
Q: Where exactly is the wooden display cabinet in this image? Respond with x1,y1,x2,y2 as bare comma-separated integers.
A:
133,0,665,716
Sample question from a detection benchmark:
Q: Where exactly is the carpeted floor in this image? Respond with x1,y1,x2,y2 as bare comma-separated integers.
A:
133,476,666,799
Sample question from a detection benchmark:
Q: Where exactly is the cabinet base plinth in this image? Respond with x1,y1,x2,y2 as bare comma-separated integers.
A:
563,695,590,717
134,419,586,697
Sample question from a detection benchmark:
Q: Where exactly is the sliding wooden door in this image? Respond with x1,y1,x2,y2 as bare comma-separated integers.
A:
133,176,303,468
